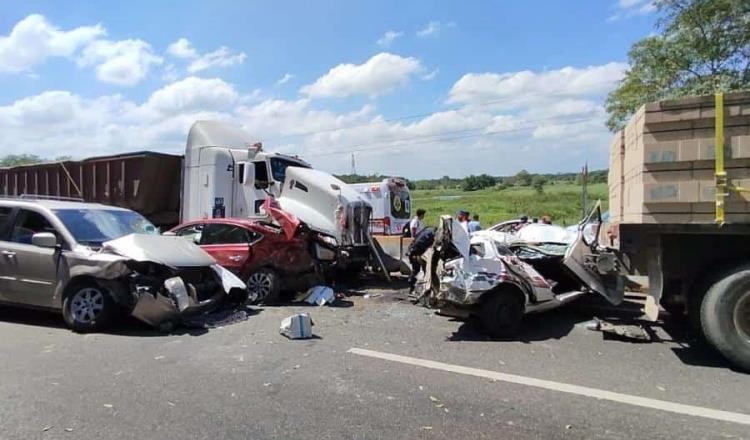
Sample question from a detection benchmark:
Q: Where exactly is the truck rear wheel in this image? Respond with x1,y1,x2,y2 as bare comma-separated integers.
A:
700,265,750,372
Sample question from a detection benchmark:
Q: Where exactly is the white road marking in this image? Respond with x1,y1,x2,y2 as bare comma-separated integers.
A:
347,347,750,426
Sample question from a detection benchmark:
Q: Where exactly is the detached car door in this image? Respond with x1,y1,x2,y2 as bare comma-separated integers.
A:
199,223,253,276
562,204,626,305
0,208,63,307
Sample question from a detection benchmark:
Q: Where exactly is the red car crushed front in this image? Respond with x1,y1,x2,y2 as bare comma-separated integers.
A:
169,218,319,302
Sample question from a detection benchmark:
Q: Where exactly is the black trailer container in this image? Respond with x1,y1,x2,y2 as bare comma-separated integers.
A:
0,151,183,228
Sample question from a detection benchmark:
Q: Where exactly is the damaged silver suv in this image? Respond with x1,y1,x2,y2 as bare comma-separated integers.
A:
0,198,247,332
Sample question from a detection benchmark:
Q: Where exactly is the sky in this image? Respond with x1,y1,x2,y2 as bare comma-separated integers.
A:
0,0,658,179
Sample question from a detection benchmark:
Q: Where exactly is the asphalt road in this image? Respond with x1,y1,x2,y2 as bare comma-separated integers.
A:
1,278,749,440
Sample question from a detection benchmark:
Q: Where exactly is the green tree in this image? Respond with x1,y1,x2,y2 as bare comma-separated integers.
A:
532,175,547,194
515,169,531,186
606,0,750,130
0,154,45,167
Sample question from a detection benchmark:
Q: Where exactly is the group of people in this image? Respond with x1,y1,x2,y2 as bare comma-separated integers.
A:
406,208,481,238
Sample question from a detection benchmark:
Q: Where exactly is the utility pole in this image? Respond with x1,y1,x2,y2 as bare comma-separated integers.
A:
581,161,588,218
351,153,356,175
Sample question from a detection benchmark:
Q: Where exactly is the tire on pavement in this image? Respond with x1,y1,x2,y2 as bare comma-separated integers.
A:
246,268,280,304
700,264,750,372
62,281,118,333
480,288,525,338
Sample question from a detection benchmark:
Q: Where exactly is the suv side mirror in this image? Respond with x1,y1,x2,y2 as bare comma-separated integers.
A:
31,232,58,248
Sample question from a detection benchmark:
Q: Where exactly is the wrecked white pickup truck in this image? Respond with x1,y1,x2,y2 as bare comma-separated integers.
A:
415,206,627,337
0,198,248,332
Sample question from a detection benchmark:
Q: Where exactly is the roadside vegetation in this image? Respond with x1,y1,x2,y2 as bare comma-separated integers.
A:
410,182,608,228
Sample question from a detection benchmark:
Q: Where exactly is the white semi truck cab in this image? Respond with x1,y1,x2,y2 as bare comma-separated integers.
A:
181,121,373,266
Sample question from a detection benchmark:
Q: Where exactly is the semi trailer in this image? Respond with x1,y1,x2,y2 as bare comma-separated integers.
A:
608,91,750,371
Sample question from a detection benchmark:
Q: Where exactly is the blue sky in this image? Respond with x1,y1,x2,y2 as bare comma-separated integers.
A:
0,0,657,178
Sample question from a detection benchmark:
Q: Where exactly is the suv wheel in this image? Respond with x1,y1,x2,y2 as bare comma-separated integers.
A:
62,282,117,332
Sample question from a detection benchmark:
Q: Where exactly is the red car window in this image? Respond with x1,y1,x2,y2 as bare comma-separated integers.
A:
201,224,248,245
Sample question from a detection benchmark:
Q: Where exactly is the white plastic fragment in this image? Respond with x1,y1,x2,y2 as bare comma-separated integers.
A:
280,313,314,339
304,285,335,306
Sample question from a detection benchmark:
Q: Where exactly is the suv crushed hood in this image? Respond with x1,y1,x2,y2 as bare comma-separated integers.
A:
102,234,216,267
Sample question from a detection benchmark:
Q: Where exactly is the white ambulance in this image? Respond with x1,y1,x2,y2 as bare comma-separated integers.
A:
351,178,411,235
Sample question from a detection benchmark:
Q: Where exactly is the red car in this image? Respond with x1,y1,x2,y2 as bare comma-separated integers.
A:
169,218,319,302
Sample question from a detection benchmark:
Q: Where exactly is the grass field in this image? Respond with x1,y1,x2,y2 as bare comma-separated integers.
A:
410,182,608,228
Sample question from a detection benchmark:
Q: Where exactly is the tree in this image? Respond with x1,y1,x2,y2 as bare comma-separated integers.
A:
606,0,750,130
0,154,45,167
532,175,547,194
515,169,531,186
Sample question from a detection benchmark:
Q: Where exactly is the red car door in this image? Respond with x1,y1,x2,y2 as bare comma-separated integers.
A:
199,223,252,276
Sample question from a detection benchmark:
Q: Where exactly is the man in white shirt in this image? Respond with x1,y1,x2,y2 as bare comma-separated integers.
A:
409,209,426,237
457,210,469,232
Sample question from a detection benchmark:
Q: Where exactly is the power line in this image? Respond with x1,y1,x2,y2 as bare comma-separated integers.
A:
304,113,602,158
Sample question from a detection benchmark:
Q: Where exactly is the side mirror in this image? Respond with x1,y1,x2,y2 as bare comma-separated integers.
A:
32,232,58,248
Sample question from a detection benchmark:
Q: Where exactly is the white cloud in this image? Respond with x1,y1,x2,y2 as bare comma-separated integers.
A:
188,47,246,73
376,30,403,47
0,14,104,73
78,39,163,86
166,38,246,74
416,21,454,38
608,0,656,21
448,62,627,106
145,76,238,114
421,68,439,81
301,52,421,98
167,38,197,59
275,73,294,86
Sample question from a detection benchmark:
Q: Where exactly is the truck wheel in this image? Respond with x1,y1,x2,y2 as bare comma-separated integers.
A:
62,282,117,333
700,265,750,371
247,268,280,304
480,291,525,338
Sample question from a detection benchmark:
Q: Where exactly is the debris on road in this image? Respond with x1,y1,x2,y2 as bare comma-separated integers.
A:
364,293,383,299
42,425,53,432
584,318,651,342
280,313,314,339
302,286,336,306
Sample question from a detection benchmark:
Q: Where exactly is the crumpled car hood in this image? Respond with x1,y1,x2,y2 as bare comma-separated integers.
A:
102,233,216,267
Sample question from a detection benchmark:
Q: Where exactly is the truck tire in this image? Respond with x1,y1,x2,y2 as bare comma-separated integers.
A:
480,290,525,338
700,265,750,371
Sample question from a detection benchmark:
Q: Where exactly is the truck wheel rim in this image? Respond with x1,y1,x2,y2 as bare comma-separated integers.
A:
70,288,104,323
248,273,272,299
734,290,750,343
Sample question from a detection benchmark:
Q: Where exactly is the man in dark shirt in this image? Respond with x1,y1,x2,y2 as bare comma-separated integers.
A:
407,226,435,293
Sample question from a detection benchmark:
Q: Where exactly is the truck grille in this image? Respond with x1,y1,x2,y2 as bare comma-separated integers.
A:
346,202,371,246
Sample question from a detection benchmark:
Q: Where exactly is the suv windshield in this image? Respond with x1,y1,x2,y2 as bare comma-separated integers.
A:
269,157,310,182
54,209,157,246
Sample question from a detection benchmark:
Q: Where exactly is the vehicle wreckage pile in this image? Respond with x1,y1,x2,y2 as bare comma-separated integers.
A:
412,205,626,337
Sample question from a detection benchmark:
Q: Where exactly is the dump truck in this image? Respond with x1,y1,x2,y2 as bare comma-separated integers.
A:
0,121,374,269
608,91,750,371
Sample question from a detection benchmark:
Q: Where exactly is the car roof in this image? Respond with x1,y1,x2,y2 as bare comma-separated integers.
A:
0,198,131,211
178,217,272,228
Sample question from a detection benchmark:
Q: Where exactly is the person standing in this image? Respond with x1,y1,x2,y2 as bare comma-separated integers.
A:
409,208,426,237
457,210,470,232
407,226,435,293
468,214,482,232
